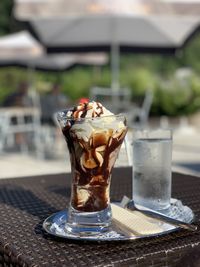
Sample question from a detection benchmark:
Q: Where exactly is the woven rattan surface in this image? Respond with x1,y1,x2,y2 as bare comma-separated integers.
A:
0,167,200,267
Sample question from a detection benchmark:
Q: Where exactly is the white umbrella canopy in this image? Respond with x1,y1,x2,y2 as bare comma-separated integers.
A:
0,30,44,59
28,14,200,89
0,31,108,71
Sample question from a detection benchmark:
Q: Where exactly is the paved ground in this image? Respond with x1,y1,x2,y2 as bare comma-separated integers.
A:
172,126,200,177
0,125,200,179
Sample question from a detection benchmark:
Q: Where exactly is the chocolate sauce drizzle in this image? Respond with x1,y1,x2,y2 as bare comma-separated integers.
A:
70,102,104,119
62,123,127,212
61,102,127,212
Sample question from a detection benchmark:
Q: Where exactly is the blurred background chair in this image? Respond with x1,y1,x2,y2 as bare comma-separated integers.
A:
0,84,65,159
0,107,41,155
90,86,131,114
126,90,153,128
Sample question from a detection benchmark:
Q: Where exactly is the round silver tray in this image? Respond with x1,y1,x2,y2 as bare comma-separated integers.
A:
43,199,194,242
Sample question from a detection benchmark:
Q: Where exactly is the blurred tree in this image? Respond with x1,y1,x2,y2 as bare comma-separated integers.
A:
180,33,200,72
121,53,179,76
0,0,22,36
0,0,13,35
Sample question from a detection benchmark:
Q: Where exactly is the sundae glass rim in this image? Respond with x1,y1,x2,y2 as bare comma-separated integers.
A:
57,108,125,122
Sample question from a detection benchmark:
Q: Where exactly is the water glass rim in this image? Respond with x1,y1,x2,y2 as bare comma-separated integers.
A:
133,128,172,139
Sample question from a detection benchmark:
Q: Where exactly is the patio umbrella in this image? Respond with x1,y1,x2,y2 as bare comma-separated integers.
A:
0,30,44,59
0,31,108,71
27,14,200,89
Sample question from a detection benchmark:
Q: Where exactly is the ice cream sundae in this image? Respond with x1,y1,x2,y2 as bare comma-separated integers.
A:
57,101,127,234
58,101,127,213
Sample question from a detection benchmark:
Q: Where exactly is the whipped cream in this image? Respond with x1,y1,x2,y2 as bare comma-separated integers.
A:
67,101,113,119
68,101,126,142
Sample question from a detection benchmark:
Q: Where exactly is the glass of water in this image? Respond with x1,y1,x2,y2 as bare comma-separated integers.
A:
132,129,172,211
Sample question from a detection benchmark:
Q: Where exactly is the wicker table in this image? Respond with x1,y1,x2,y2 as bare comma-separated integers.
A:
0,167,200,267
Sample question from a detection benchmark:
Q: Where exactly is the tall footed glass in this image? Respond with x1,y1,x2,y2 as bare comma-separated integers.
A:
57,110,127,235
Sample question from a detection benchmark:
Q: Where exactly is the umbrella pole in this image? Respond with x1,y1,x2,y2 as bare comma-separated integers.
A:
111,42,120,91
111,42,120,112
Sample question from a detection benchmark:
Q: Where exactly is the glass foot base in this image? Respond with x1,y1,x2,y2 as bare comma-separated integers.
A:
65,204,112,235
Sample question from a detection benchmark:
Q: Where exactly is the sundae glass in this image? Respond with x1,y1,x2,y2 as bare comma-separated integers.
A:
57,101,127,235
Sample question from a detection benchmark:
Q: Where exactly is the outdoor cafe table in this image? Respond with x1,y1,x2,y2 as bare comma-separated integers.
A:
0,167,200,267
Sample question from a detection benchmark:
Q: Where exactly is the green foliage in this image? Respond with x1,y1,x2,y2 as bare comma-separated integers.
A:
1,66,200,118
121,67,157,98
61,68,91,100
151,74,200,116
0,67,29,103
61,67,111,101
0,0,14,36
121,54,179,77
180,33,200,72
